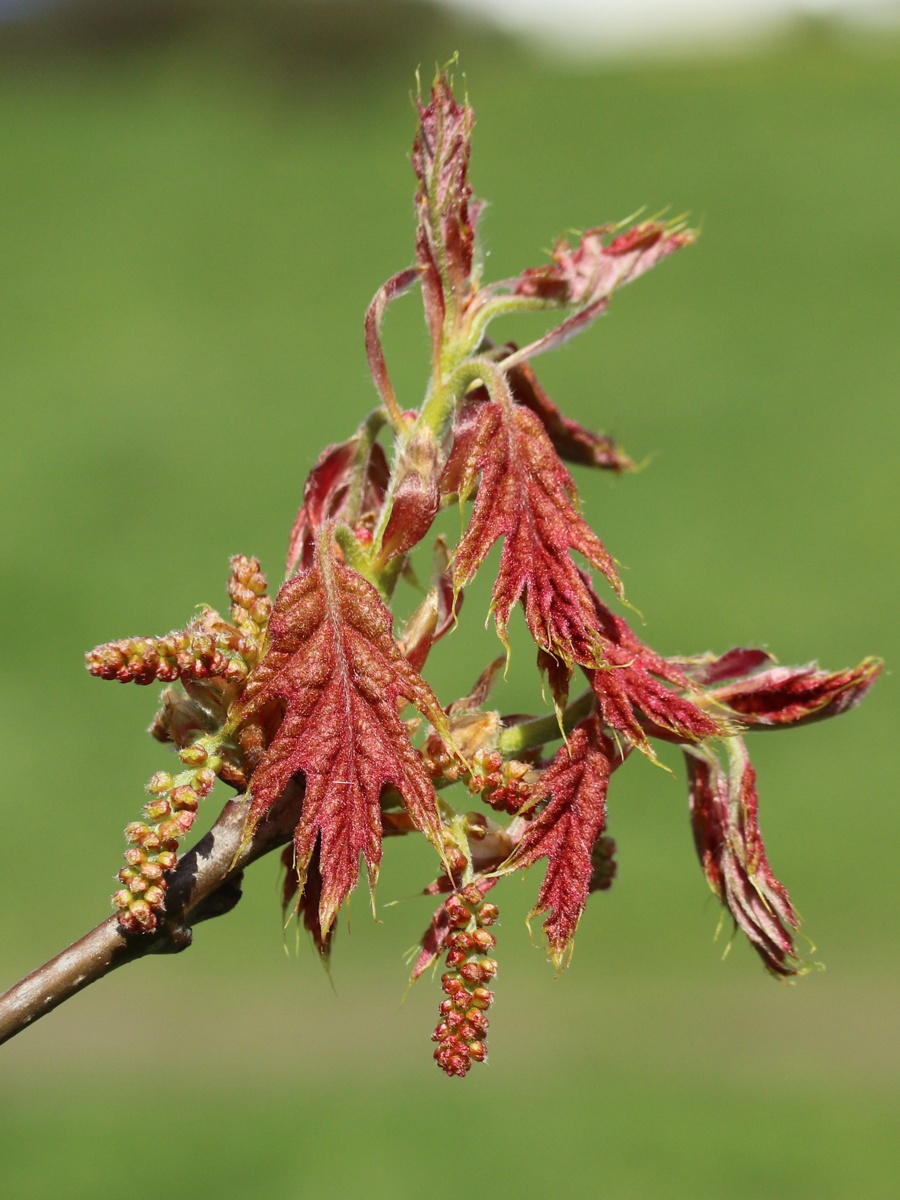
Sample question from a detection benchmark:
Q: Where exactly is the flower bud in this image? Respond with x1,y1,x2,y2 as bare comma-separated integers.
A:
378,429,441,564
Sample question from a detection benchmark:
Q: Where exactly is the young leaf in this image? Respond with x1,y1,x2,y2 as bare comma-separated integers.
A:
685,738,805,977
451,391,623,671
365,266,422,425
285,433,388,576
670,647,776,686
506,356,635,473
376,428,442,566
707,658,882,729
514,221,694,306
496,220,695,367
504,714,621,968
280,841,335,960
412,71,477,360
397,539,460,674
238,529,449,936
580,591,724,755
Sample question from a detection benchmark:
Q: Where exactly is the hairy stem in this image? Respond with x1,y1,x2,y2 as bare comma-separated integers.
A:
498,689,595,756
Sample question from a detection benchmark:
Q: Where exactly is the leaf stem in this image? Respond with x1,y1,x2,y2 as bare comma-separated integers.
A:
497,688,595,757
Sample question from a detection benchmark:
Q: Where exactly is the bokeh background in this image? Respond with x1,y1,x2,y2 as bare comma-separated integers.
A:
1,2,897,1197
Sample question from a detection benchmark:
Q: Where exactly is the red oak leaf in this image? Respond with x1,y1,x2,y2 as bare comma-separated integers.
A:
685,738,805,977
450,391,623,673
364,266,421,421
494,220,695,366
563,590,724,755
515,221,694,307
506,356,635,473
285,434,389,576
505,715,623,968
412,72,477,362
397,538,460,674
438,392,484,500
280,841,334,960
670,647,775,686
707,658,882,729
377,428,442,566
238,530,450,936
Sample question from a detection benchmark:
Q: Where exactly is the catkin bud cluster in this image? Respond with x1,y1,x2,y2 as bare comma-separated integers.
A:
112,740,221,934
421,741,535,817
227,555,271,660
467,751,535,815
432,885,499,1078
86,624,251,686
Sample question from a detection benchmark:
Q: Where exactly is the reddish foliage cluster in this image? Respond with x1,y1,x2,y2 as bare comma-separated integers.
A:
87,72,881,1077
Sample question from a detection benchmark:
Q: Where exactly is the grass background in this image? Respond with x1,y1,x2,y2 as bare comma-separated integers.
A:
1,8,897,1197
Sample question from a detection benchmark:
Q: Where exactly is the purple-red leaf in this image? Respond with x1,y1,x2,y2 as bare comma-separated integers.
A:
506,357,634,473
685,738,805,977
397,540,460,674
515,221,694,306
280,841,335,960
580,593,724,754
671,647,776,687
708,658,882,729
377,429,441,565
497,220,695,365
451,392,623,670
505,714,621,967
412,73,476,361
285,435,389,576
239,531,449,936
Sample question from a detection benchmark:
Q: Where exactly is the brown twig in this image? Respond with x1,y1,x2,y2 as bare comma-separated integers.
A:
0,782,303,1047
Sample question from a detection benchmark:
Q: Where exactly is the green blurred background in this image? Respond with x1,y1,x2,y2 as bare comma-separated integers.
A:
1,3,897,1197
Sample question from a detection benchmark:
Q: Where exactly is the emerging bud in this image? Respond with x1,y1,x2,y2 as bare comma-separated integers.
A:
377,429,441,565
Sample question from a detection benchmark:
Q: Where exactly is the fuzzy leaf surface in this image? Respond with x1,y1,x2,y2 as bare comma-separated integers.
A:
285,435,388,576
364,267,421,420
451,395,622,668
707,658,882,728
496,220,695,365
685,738,804,977
576,591,724,755
505,715,619,966
506,358,634,472
412,72,476,357
514,221,694,307
239,535,447,935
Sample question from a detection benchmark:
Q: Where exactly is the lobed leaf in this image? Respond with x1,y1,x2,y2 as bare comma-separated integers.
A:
397,538,460,674
707,658,882,729
514,221,694,306
670,647,775,687
685,738,806,977
238,530,449,936
496,220,695,367
579,592,724,755
412,71,477,359
506,357,635,473
364,266,422,422
285,433,388,577
504,714,621,968
450,392,623,673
